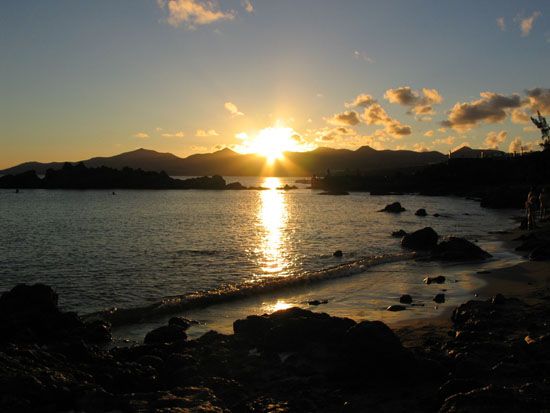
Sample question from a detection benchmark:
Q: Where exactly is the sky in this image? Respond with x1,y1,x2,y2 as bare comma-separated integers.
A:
1,0,549,168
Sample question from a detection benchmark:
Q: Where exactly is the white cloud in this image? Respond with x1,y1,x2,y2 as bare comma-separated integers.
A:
345,93,376,108
133,132,149,139
424,130,434,137
196,129,219,137
362,104,412,137
224,101,244,116
353,50,374,63
158,0,236,28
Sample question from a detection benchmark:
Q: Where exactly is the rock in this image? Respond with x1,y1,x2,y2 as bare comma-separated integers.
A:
415,208,427,216
431,237,492,261
144,325,187,344
399,294,413,304
491,293,505,305
0,283,59,315
433,213,441,217
387,305,406,312
423,275,446,285
379,202,406,213
529,244,550,261
168,317,192,330
137,355,165,370
233,315,274,344
434,293,445,303
401,227,439,250
333,250,343,257
391,229,407,238
83,320,112,343
225,182,246,190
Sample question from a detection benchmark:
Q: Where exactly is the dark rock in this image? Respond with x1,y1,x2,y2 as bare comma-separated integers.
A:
0,283,59,315
529,244,550,261
434,293,445,303
144,325,187,344
137,355,165,371
387,305,406,312
319,190,349,195
399,294,413,304
423,275,446,285
438,378,482,401
333,250,343,257
401,227,439,250
233,315,274,344
379,202,406,213
391,229,407,238
83,320,112,343
168,317,192,330
225,181,246,190
491,294,505,305
431,237,492,261
415,208,427,216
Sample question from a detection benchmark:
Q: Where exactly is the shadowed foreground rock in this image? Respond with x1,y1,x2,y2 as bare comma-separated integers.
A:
1,284,549,412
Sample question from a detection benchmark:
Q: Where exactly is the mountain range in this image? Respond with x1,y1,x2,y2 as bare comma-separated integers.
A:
0,146,505,177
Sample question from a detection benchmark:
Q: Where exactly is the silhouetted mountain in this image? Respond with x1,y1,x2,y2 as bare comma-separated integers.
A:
0,146,451,177
450,146,506,159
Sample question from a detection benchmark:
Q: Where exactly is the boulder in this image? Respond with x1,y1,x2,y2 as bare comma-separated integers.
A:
333,250,343,257
387,305,406,312
434,293,445,303
399,294,413,304
379,202,406,213
431,237,492,261
415,208,428,217
168,317,192,330
391,229,407,238
0,283,59,315
423,275,446,285
401,227,439,250
144,325,187,344
529,244,550,261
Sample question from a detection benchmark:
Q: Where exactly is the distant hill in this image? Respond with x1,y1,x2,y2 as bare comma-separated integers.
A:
0,146,454,177
450,146,506,159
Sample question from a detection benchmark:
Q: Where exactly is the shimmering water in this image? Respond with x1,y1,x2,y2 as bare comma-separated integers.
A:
0,177,520,321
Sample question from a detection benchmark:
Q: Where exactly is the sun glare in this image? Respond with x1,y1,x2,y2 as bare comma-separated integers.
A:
238,127,312,163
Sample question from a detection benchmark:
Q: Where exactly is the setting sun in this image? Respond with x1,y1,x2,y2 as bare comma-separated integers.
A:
237,127,313,163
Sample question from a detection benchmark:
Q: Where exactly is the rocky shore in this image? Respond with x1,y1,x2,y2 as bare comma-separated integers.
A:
2,225,550,411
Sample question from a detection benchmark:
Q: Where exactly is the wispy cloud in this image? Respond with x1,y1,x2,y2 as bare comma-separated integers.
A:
133,132,149,138
353,50,374,63
242,0,253,13
224,101,244,116
515,11,541,36
496,17,506,31
158,0,236,28
196,129,219,137
162,131,185,138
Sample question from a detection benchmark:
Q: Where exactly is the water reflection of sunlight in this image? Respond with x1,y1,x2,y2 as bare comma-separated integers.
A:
264,299,292,313
257,177,288,276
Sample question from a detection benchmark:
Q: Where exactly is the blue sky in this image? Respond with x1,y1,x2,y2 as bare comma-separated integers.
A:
1,0,549,167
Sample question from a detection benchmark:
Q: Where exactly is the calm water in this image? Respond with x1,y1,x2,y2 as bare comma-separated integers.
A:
0,177,520,322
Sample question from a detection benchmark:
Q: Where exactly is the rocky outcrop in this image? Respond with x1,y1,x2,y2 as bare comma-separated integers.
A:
401,227,439,250
379,202,406,213
431,237,492,261
415,208,428,216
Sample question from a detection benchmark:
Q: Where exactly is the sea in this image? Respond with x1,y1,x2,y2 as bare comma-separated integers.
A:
0,177,524,341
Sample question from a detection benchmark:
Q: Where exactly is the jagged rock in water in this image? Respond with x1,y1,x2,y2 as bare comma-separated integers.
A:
144,325,187,344
392,229,407,238
379,202,406,213
415,208,428,216
399,294,413,304
423,275,446,285
431,237,492,261
401,227,439,250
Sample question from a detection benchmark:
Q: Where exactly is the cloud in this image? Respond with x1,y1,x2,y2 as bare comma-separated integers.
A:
133,132,149,138
424,130,434,137
497,17,506,31
509,137,524,153
318,127,357,141
326,110,361,126
516,11,541,36
196,129,219,137
384,86,443,116
345,93,376,108
442,91,522,131
433,136,455,146
162,131,185,138
353,50,374,63
413,143,430,152
484,130,508,149
158,0,236,28
242,0,253,13
511,108,531,124
524,87,550,113
363,104,412,137
224,101,244,116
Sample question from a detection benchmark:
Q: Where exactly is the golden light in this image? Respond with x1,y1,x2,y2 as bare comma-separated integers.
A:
263,299,293,313
237,126,313,164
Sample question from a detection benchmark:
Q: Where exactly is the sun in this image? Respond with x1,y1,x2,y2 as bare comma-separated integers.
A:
241,127,309,163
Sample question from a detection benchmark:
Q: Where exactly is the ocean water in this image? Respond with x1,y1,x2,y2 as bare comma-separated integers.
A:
0,177,522,337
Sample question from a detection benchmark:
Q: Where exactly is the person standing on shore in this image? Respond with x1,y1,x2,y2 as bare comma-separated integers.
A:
540,188,549,221
526,187,538,230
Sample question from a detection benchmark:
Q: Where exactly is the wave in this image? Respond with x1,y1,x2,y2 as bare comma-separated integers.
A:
84,252,416,327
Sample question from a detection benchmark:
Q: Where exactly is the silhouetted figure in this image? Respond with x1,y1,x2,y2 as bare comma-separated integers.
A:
526,187,538,230
15,188,19,194
112,191,116,195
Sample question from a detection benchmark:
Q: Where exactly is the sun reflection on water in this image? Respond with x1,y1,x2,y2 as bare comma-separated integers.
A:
256,177,288,276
